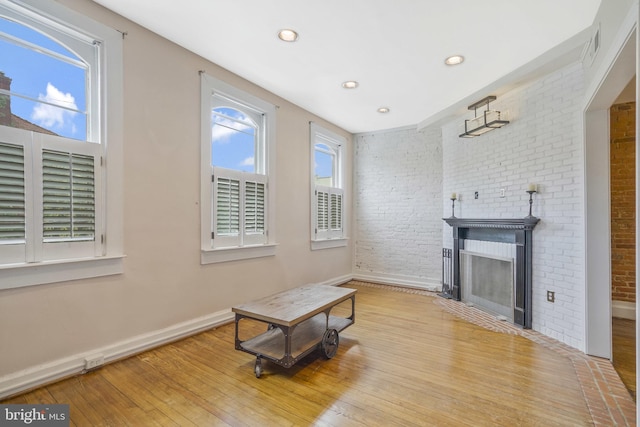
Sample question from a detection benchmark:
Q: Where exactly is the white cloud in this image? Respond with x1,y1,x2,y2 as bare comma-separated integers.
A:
240,157,254,167
31,83,78,131
211,120,236,143
211,110,253,144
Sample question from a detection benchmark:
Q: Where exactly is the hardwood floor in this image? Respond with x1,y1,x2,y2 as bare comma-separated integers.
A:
613,317,636,400
3,283,597,426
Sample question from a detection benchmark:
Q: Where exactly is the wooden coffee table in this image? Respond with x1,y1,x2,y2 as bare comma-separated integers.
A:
232,285,356,377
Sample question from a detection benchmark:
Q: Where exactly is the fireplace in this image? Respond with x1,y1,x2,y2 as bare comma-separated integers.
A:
442,217,539,328
460,249,515,320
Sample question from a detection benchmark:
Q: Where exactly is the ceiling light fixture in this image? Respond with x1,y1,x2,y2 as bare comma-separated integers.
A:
445,55,465,66
377,107,390,113
342,81,359,89
459,95,509,138
278,29,298,42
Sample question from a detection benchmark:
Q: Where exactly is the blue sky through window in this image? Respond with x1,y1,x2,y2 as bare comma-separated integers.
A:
211,107,256,173
314,143,334,184
0,16,87,140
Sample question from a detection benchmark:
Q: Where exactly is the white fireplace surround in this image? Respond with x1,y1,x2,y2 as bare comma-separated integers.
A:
463,240,517,259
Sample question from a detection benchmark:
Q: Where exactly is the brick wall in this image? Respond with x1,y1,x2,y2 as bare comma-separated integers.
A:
353,127,442,288
0,72,11,127
440,62,586,349
353,61,623,351
610,102,636,303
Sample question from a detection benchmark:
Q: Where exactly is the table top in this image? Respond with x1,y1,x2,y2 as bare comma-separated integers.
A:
232,285,356,327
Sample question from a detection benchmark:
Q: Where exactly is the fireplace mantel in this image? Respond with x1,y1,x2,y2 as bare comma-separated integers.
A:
444,217,540,230
442,216,539,328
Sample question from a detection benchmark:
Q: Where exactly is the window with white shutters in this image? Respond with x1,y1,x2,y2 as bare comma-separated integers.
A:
201,73,275,262
0,0,123,289
0,2,103,266
310,123,346,248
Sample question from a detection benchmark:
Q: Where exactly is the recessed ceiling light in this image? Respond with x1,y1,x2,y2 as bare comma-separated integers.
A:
342,81,359,89
278,29,298,42
377,107,390,114
445,55,465,66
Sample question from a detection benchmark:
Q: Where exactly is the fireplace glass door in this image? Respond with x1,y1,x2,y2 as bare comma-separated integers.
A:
460,250,515,321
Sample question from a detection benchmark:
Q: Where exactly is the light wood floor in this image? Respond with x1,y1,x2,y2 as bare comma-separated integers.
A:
3,283,595,426
613,317,636,400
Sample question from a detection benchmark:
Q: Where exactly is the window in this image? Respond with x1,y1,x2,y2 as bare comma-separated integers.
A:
200,73,276,263
0,1,123,289
310,123,347,250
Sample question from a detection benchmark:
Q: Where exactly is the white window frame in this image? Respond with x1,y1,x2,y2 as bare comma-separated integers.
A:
310,122,347,250
0,0,124,290
200,73,276,263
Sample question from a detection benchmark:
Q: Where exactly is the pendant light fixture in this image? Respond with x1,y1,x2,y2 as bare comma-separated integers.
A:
459,95,509,138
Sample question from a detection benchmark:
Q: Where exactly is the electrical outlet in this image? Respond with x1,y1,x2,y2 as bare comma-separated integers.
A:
84,354,104,370
500,188,505,198
546,291,555,303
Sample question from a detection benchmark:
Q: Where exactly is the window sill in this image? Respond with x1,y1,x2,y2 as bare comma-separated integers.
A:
201,244,277,264
311,238,348,251
0,256,125,290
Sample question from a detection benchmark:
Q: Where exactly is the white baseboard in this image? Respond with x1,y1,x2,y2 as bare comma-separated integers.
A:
0,309,234,400
612,300,636,320
314,274,354,287
351,272,441,292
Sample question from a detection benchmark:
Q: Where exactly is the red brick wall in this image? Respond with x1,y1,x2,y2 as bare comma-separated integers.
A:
0,71,11,127
610,102,636,303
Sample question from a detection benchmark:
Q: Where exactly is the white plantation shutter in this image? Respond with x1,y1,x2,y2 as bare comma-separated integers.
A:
244,180,264,231
315,185,343,240
42,149,95,241
40,136,102,261
243,177,267,245
0,132,103,263
316,190,329,232
213,174,241,248
215,176,240,236
330,192,342,231
213,168,267,248
0,142,25,243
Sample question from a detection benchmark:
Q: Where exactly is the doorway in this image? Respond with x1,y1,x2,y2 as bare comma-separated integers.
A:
585,27,636,360
610,92,636,399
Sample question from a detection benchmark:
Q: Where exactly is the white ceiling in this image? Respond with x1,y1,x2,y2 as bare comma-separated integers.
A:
92,0,602,134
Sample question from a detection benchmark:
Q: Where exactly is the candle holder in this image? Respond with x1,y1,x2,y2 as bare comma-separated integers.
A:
450,196,457,218
526,189,536,217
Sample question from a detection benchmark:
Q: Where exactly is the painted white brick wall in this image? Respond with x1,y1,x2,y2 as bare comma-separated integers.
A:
354,61,589,351
354,127,442,288
440,62,586,350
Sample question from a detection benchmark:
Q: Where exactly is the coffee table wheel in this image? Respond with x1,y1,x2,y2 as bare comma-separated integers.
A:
254,357,262,378
321,328,339,359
